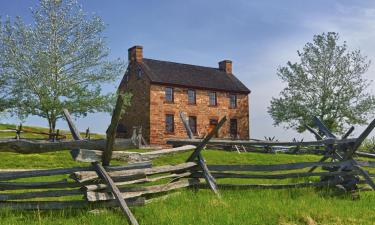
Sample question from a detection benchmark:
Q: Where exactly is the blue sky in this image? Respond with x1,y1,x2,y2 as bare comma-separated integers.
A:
1,0,374,140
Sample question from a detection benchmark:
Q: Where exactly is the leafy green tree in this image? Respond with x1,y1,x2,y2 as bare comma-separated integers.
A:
268,32,375,134
0,0,125,134
0,63,14,116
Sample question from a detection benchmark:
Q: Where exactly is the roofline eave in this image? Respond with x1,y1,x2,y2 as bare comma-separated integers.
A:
149,81,251,95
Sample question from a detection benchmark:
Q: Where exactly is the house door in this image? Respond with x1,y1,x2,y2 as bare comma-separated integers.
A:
230,119,238,139
208,119,218,138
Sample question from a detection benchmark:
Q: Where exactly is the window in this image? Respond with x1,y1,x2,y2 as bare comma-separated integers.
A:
165,114,174,133
188,116,197,134
188,89,196,104
230,119,238,138
136,67,142,79
209,119,218,125
165,87,174,102
124,68,130,82
229,94,237,108
209,119,219,137
209,92,217,106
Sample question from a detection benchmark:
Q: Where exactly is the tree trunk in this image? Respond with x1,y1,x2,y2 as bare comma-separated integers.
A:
48,118,57,140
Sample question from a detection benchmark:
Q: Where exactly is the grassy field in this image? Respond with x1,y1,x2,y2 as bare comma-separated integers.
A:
0,124,374,224
0,123,104,140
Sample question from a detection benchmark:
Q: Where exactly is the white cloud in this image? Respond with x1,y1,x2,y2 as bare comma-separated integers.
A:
242,2,375,141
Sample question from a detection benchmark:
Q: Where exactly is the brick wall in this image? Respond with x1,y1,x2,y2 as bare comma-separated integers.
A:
118,62,151,141
149,84,250,146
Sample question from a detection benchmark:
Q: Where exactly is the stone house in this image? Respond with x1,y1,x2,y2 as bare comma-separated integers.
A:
117,45,251,146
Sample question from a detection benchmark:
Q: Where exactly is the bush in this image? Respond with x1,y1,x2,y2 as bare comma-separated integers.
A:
359,137,375,153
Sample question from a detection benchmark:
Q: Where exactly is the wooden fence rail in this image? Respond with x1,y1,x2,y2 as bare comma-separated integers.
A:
167,138,358,147
206,160,351,172
0,138,135,154
0,162,151,181
71,145,196,163
0,199,145,210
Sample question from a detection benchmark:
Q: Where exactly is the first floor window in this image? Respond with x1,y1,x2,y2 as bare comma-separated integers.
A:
165,114,174,133
189,116,197,134
230,119,238,138
209,92,217,106
209,119,219,137
165,87,174,102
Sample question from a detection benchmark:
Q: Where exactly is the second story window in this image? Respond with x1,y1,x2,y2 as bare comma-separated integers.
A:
188,89,196,104
165,87,174,103
209,92,217,106
165,114,174,133
136,67,142,79
229,94,237,108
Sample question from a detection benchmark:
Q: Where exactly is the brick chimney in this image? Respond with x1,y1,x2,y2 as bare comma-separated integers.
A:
128,45,143,63
219,60,232,74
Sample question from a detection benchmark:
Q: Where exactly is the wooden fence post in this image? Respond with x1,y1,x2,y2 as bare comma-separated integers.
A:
137,126,143,148
102,94,125,166
131,127,138,146
343,118,375,160
307,117,375,191
312,116,336,139
179,112,194,139
353,163,375,190
94,162,140,225
181,113,226,196
304,124,322,140
308,117,339,172
56,129,60,141
15,123,22,140
342,126,354,139
63,109,82,141
85,128,90,140
186,116,227,162
63,107,139,225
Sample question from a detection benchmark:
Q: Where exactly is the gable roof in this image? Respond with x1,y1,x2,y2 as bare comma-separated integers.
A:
140,58,251,94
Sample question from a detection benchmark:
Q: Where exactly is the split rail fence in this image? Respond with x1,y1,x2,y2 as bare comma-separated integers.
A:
0,98,374,224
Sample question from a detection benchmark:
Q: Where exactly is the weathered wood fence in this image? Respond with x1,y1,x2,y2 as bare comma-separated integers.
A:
0,106,374,224
0,123,66,140
168,113,375,192
168,115,375,158
0,162,152,209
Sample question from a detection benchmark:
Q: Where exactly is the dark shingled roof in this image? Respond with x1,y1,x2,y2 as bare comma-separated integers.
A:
140,58,250,94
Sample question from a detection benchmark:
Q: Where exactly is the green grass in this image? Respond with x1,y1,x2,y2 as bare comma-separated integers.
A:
1,188,374,225
0,125,375,224
0,150,374,225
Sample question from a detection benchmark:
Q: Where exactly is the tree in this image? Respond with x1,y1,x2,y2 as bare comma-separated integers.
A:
0,51,9,113
0,0,126,134
268,32,375,134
